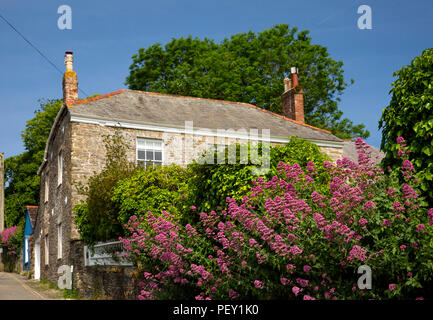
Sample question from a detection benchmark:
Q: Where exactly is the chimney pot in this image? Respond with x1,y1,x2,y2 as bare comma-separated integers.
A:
291,67,299,88
283,78,292,92
63,51,78,103
281,67,304,123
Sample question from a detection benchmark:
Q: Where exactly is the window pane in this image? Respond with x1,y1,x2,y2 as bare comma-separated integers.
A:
155,151,162,161
137,150,146,160
137,138,147,149
153,140,162,149
146,150,154,160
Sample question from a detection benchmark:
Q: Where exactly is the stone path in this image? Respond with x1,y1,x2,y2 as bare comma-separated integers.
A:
0,272,66,300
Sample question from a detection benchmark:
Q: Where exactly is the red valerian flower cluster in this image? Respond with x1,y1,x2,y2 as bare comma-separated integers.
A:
120,137,433,300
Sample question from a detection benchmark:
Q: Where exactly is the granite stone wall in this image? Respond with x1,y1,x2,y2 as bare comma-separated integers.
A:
35,110,73,284
70,240,140,299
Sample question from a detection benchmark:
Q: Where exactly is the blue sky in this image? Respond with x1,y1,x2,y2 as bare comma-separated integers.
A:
1,0,432,159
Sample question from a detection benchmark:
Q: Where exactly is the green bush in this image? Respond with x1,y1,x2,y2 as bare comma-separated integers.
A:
74,130,136,245
186,138,331,221
112,165,190,228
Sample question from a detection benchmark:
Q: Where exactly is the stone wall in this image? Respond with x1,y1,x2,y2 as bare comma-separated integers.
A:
35,109,74,284
70,240,140,299
319,146,343,162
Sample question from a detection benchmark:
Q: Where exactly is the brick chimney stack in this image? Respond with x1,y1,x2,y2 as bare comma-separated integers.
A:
281,67,304,123
62,51,78,104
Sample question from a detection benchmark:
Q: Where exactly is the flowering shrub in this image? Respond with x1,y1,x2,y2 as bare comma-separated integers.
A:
186,138,331,221
0,226,21,255
0,226,23,272
120,137,433,300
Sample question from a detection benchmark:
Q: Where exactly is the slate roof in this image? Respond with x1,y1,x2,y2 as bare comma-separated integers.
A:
342,140,385,164
66,89,342,143
26,206,38,229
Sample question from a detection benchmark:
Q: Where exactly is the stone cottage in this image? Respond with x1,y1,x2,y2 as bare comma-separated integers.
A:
32,51,344,297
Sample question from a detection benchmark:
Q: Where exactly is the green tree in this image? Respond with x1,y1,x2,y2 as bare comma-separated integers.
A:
4,99,62,227
126,24,369,139
379,48,433,205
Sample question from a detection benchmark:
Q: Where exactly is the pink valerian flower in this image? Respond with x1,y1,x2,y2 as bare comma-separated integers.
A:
0,226,18,247
289,245,303,256
393,201,405,212
306,161,317,175
229,289,240,300
397,137,405,144
296,278,309,288
292,286,301,296
382,219,392,227
348,245,367,262
400,245,407,251
286,264,296,271
389,284,396,291
428,208,433,225
402,160,414,171
402,184,418,200
256,252,266,264
303,265,312,273
416,224,426,232
303,295,316,300
359,218,368,226
185,224,198,237
387,188,397,198
254,280,264,289
363,201,375,210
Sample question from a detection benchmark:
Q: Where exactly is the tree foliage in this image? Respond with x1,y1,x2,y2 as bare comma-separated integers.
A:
4,99,62,228
126,24,369,139
379,48,433,205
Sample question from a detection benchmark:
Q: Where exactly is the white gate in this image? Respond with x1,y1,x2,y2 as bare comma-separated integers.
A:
84,241,132,266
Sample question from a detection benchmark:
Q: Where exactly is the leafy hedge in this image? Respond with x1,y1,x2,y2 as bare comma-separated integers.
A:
112,165,190,228
186,138,331,220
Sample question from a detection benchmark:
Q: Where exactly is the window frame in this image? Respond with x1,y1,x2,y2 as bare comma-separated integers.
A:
44,234,49,265
57,223,63,259
57,150,63,186
44,171,49,203
136,137,164,168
